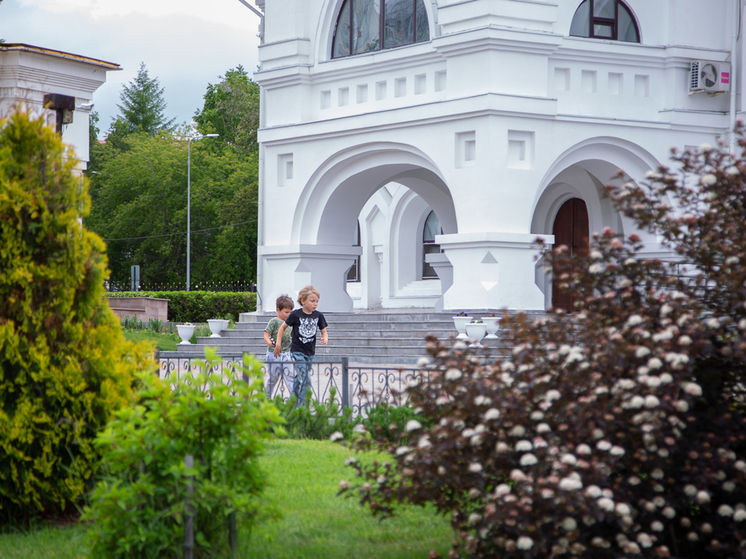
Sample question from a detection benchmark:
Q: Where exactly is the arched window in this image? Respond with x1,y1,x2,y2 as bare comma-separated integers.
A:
422,211,441,279
569,0,639,43
332,0,430,59
347,221,361,282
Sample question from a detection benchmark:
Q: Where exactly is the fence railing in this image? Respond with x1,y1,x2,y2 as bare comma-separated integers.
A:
107,280,256,293
158,354,425,417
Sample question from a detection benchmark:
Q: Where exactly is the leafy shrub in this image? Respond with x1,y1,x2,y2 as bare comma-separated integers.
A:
275,388,361,440
0,110,151,523
362,403,433,444
84,349,281,558
107,291,256,322
341,135,746,558
121,317,173,334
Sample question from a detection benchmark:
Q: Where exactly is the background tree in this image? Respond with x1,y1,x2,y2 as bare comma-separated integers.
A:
86,66,260,289
193,66,260,157
0,109,150,522
342,135,746,559
84,129,256,287
111,62,175,138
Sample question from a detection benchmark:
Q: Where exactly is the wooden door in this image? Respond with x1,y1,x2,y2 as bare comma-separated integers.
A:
551,198,589,312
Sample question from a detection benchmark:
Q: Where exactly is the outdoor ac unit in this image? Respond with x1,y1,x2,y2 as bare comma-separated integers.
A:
689,61,731,95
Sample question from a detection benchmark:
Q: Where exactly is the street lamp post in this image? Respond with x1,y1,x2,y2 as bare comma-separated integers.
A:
187,134,219,292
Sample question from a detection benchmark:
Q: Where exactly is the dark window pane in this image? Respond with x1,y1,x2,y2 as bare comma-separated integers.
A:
569,0,591,37
347,222,361,282
617,4,639,42
333,0,352,58
384,0,414,49
415,0,430,43
422,211,441,279
347,260,359,281
352,0,381,54
593,23,613,38
422,244,440,278
593,0,615,19
423,211,441,242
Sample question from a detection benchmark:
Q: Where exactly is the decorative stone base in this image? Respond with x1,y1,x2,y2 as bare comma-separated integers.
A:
106,297,169,323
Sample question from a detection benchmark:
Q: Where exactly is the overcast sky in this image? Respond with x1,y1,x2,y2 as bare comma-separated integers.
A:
2,0,262,136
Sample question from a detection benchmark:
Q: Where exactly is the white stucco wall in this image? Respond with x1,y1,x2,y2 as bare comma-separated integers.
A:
255,0,742,312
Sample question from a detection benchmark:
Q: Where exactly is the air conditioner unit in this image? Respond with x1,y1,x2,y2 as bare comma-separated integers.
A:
689,61,731,95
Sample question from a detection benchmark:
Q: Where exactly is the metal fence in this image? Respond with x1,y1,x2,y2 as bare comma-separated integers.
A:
158,354,426,417
107,280,256,293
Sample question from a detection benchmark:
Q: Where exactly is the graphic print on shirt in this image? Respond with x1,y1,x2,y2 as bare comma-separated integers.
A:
298,317,319,344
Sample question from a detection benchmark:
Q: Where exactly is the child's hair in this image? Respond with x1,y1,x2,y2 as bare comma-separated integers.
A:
297,285,320,305
276,295,293,311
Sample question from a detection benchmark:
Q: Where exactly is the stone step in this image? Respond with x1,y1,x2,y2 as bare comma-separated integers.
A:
166,310,534,365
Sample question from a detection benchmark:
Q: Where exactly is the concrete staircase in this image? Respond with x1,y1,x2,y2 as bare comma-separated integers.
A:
159,310,524,365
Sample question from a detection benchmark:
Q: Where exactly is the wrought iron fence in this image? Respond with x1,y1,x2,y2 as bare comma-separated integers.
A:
107,280,256,293
158,354,426,417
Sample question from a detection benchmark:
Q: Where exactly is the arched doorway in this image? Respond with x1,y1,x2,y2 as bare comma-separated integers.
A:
552,198,589,312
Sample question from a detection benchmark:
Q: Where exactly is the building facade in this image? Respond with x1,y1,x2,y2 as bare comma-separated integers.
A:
0,43,119,171
254,0,741,312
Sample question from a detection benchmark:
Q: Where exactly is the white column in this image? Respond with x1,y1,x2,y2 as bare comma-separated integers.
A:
258,245,362,312
436,232,553,311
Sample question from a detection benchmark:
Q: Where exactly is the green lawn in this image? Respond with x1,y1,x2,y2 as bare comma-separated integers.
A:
0,440,452,559
123,329,181,351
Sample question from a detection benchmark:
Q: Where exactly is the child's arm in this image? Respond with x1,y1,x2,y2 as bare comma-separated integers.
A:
263,330,274,349
273,322,288,356
320,327,328,346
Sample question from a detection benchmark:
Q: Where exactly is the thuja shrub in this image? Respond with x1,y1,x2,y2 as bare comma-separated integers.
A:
340,134,746,558
0,110,150,522
84,349,281,558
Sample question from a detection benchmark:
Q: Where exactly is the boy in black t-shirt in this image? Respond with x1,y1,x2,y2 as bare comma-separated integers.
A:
273,285,328,406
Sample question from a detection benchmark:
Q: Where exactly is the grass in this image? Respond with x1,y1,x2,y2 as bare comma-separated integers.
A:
0,440,452,559
239,439,452,558
122,329,181,351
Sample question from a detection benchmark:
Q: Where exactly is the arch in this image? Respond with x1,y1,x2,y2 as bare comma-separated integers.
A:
316,0,435,63
531,136,667,307
293,142,457,248
570,0,640,43
532,136,661,236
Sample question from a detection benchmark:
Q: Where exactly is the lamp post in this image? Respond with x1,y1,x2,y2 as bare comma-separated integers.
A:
187,134,219,292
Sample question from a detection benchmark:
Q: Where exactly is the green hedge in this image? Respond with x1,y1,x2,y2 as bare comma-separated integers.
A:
106,291,256,323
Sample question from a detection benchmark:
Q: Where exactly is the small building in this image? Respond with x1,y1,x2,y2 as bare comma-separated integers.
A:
0,43,119,171
253,0,741,313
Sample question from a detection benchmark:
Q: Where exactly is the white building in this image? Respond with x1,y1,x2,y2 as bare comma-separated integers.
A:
254,0,741,313
0,43,119,171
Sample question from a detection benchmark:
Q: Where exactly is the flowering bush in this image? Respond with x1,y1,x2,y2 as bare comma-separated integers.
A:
340,133,746,558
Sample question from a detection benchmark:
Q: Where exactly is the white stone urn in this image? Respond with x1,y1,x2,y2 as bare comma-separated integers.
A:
452,315,470,339
177,324,195,345
465,321,487,347
207,319,225,338
483,317,500,339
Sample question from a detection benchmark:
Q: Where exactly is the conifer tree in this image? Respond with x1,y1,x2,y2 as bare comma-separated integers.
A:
113,62,175,135
0,109,151,522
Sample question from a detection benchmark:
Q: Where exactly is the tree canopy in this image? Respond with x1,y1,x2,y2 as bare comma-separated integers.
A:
193,65,260,157
85,66,260,290
85,130,257,288
112,62,176,137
